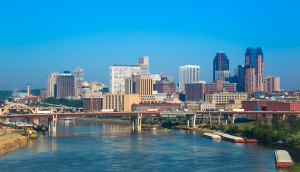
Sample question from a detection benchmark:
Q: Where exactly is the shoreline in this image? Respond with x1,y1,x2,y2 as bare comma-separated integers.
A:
0,134,27,155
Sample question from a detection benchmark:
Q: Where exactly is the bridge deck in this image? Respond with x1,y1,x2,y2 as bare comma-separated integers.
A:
0,111,299,119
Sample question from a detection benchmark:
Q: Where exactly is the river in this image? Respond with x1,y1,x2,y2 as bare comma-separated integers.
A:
0,119,282,171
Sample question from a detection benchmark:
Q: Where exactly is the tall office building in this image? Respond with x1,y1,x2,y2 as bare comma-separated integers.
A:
213,52,229,81
125,74,158,104
73,67,83,96
243,47,264,96
56,72,75,98
264,76,280,92
215,70,230,81
109,65,141,94
138,56,150,75
179,65,200,92
46,73,59,98
237,65,244,92
73,67,83,84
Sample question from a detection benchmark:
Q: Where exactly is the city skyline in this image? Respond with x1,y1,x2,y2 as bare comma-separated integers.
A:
1,1,299,91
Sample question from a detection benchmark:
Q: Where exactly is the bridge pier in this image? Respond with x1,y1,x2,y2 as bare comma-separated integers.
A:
279,114,286,120
224,114,228,124
48,115,57,136
186,115,190,127
191,114,196,128
229,114,235,124
131,113,142,132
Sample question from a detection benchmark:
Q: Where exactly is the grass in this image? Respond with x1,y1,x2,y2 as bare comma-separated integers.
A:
14,130,23,134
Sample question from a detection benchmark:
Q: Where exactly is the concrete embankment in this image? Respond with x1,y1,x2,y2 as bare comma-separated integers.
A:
0,135,27,155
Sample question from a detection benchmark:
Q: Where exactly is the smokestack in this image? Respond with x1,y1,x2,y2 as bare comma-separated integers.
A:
27,84,30,97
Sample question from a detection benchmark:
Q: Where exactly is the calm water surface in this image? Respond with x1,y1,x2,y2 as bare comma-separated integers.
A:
0,119,280,172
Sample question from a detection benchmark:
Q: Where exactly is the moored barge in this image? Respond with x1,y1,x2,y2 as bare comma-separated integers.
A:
202,133,222,140
274,150,293,168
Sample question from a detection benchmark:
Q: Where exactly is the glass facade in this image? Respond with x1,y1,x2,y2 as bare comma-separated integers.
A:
213,52,229,81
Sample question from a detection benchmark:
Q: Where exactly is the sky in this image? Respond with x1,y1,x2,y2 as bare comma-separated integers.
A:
0,0,300,91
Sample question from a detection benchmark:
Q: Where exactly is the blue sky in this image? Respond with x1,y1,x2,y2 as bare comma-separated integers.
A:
0,0,300,91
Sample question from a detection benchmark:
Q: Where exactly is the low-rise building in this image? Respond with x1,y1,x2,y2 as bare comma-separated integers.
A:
83,98,102,112
182,101,216,111
102,93,140,112
242,100,300,111
205,92,247,104
131,103,180,111
185,80,237,101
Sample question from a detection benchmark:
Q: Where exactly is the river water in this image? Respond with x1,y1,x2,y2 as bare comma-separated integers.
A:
0,119,282,171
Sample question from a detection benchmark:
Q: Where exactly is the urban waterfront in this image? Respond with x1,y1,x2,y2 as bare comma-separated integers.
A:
0,119,283,172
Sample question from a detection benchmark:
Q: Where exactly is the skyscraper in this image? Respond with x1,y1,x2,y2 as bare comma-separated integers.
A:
109,65,141,94
138,56,150,75
46,73,60,98
73,67,83,96
213,52,229,81
243,47,264,96
73,67,83,84
179,65,200,92
56,72,75,98
237,65,244,92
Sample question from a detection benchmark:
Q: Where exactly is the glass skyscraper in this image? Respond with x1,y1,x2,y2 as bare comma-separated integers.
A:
213,52,229,81
243,47,264,96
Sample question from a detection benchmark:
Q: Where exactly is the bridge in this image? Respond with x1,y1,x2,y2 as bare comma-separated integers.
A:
0,103,76,115
1,110,299,135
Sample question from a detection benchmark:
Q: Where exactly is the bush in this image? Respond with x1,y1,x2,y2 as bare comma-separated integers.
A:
218,124,226,131
233,126,240,134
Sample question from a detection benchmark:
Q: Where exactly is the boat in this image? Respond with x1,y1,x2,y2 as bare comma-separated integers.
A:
274,150,293,168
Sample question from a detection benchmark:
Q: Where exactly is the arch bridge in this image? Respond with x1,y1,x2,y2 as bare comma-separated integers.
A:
0,103,76,115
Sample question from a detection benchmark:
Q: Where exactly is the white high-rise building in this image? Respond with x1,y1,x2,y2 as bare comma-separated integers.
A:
46,73,60,98
179,65,200,92
215,70,230,81
138,56,150,75
73,67,83,84
73,67,84,96
109,65,141,94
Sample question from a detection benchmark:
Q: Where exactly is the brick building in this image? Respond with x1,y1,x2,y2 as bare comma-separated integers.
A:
185,80,236,101
155,81,176,94
82,98,102,112
242,100,300,111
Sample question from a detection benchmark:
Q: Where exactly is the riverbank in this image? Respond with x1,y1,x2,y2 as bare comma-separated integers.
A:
0,134,27,155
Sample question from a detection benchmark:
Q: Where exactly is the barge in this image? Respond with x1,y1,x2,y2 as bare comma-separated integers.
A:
213,132,244,143
202,133,221,140
274,150,293,168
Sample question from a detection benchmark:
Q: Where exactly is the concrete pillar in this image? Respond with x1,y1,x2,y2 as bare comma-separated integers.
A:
201,114,204,124
48,115,57,137
134,113,142,132
229,114,235,124
186,115,190,127
224,114,228,124
191,114,196,128
282,114,286,120
131,116,135,131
